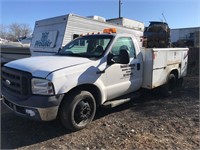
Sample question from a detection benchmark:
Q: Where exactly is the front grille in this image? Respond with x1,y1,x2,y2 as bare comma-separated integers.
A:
2,67,32,99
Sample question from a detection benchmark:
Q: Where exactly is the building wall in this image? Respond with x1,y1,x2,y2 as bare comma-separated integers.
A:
170,27,199,47
194,31,199,47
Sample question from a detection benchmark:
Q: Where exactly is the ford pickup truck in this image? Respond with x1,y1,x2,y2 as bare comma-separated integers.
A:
2,28,189,131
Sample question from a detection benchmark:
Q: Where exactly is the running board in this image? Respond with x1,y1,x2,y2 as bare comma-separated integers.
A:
103,98,131,108
102,92,141,108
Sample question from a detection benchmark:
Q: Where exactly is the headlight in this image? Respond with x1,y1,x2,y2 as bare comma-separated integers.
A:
31,78,54,95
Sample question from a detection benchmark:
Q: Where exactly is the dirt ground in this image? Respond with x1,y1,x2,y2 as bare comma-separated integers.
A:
1,75,199,149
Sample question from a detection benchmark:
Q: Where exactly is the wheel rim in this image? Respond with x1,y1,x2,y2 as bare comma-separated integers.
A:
74,98,94,125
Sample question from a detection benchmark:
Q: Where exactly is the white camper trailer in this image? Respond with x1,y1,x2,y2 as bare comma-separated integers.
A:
107,17,145,31
31,13,144,56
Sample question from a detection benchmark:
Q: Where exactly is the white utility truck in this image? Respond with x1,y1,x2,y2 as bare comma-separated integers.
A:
2,28,188,131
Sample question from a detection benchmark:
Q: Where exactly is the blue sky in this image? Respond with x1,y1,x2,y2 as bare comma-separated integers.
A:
1,0,199,30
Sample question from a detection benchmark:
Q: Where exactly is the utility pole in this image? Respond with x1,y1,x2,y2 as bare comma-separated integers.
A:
119,0,122,18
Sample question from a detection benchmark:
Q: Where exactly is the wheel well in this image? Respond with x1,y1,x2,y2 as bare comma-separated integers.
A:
61,84,102,106
170,69,178,80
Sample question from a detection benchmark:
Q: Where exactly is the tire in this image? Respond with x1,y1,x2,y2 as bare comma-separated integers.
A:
160,73,177,96
177,78,183,88
59,90,96,131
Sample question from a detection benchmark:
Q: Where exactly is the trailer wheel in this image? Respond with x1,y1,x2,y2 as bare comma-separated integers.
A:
160,73,177,96
59,90,96,131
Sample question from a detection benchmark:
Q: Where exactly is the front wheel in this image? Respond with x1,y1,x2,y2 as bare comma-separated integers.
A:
59,90,96,131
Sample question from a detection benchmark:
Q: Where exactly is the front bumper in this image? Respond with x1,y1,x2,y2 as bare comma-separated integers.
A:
2,92,64,121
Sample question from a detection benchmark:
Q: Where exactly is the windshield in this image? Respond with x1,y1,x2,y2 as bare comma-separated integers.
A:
58,35,113,59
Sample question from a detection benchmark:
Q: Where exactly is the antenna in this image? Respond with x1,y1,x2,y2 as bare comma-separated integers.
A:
119,0,122,18
162,13,167,23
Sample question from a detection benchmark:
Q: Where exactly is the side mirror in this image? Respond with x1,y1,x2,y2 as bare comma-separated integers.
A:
119,49,130,64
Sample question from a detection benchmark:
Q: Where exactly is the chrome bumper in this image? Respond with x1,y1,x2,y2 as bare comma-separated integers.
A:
3,97,59,121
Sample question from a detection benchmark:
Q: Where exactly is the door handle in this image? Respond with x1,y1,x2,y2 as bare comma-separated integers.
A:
137,63,140,70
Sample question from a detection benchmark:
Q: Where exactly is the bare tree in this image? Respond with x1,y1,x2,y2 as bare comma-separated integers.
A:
0,24,9,39
9,23,21,41
20,24,32,38
0,23,32,41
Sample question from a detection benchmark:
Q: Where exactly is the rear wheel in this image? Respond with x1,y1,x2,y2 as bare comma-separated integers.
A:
160,73,177,96
177,77,183,88
60,90,96,131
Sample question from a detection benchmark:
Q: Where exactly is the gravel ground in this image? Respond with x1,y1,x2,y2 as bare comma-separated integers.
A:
1,75,199,149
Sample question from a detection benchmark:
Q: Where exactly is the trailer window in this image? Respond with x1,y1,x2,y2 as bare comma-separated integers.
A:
73,34,79,39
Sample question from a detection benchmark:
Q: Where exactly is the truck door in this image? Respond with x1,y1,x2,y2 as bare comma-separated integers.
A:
105,37,142,100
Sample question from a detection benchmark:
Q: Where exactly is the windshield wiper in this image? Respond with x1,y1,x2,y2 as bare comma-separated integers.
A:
66,53,84,57
57,52,100,60
58,53,88,58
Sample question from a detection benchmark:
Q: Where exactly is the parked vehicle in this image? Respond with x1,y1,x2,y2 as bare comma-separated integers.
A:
1,28,188,131
144,21,170,48
1,37,31,65
1,47,31,66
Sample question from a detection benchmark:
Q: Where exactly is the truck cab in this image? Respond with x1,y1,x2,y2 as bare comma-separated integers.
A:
2,28,143,130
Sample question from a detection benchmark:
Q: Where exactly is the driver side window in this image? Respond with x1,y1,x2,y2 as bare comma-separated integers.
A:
111,37,136,58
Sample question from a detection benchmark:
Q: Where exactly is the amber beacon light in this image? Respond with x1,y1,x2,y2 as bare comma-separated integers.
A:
103,28,117,34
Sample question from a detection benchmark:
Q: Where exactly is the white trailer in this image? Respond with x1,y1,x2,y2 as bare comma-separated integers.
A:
31,13,144,56
107,17,144,31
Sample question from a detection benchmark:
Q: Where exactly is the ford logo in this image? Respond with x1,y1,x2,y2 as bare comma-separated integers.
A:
5,80,11,86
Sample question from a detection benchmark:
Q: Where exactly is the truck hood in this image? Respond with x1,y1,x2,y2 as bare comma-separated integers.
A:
5,56,92,78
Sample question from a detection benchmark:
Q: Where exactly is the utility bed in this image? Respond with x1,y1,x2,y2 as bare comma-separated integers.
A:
142,48,189,89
